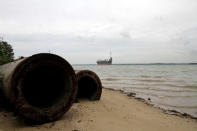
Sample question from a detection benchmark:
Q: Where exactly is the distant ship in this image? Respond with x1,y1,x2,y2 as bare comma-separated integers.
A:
97,51,112,65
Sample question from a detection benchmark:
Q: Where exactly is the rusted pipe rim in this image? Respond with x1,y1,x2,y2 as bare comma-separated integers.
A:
76,70,102,100
10,53,77,123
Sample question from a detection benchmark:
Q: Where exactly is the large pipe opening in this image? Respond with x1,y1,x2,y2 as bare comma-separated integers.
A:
22,64,69,108
0,53,77,124
76,70,102,100
77,76,97,99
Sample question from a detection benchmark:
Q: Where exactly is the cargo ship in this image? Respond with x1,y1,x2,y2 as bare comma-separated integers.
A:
97,52,112,65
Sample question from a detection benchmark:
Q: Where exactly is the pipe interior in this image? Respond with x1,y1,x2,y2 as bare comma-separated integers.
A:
22,64,69,108
77,76,97,99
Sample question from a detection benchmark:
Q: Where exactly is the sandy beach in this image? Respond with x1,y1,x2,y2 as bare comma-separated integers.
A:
0,88,197,131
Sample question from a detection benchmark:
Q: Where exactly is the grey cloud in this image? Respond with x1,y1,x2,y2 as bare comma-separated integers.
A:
120,32,131,39
1,0,197,63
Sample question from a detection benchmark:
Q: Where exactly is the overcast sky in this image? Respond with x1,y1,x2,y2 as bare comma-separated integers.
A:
0,0,197,64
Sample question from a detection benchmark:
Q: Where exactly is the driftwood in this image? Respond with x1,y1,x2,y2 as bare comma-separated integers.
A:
0,53,77,124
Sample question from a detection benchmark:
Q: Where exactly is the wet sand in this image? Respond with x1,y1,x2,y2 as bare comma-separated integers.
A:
0,88,197,131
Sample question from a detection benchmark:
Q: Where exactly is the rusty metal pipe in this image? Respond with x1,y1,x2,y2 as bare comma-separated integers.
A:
75,70,102,100
0,53,77,124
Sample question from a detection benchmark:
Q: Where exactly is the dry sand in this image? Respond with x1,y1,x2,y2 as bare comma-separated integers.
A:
0,88,197,131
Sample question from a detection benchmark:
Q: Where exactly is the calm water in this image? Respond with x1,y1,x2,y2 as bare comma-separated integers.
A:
73,64,197,117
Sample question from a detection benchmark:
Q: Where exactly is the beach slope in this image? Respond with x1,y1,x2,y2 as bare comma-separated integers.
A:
0,88,197,131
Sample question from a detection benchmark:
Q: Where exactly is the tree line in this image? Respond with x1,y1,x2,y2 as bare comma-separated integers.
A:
0,41,14,65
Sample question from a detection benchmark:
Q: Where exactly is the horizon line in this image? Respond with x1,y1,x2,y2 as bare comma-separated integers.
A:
72,63,197,65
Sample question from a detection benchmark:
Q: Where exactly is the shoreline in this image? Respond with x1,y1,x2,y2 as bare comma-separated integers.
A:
0,88,197,131
104,87,197,121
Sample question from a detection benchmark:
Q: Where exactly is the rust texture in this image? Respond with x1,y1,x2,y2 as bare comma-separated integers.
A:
75,70,102,100
0,53,77,124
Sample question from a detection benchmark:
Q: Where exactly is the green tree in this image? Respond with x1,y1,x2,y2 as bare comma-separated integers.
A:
0,41,14,65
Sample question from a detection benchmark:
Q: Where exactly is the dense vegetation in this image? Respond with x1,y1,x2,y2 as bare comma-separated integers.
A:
0,41,14,65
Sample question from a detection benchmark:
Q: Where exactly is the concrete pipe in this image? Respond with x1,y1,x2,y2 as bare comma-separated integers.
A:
75,70,102,100
0,53,77,124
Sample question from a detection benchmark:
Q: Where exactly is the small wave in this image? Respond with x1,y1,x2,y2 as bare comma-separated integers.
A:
159,103,197,109
102,78,118,81
159,95,197,99
128,89,197,98
154,76,163,78
152,83,181,87
140,75,163,78
137,79,166,82
130,87,197,94
140,75,151,78
183,85,197,89
144,87,197,93
149,84,197,91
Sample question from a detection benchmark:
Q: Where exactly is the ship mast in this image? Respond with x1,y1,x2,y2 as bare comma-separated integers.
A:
109,49,112,63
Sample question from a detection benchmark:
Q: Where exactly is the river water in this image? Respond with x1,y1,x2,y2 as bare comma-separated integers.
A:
73,64,197,117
